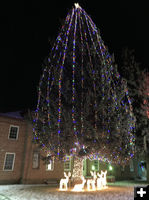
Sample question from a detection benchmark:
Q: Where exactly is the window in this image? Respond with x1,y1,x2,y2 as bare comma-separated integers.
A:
64,156,71,171
46,157,54,171
92,160,99,171
4,153,15,171
9,125,19,140
32,152,40,169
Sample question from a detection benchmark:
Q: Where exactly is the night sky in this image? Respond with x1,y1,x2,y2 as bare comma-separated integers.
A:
0,1,149,112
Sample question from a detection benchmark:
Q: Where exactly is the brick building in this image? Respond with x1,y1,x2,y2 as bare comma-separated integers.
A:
0,111,149,185
0,111,64,184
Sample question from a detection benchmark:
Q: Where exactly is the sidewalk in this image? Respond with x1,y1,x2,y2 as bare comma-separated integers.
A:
0,181,148,200
107,180,149,187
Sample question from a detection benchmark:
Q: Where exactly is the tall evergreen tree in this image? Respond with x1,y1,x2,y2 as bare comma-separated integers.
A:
119,48,149,152
33,4,135,166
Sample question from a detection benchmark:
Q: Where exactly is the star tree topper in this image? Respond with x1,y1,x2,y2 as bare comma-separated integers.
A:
74,3,81,9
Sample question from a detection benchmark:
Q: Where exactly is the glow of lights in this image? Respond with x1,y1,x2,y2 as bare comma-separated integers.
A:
72,10,78,135
57,8,75,140
74,3,80,9
109,165,113,171
33,3,136,165
97,170,108,190
87,171,97,191
59,172,71,191
72,157,84,180
72,176,86,192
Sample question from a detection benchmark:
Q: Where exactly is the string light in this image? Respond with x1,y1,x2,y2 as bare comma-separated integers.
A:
33,3,135,164
57,8,75,143
72,9,78,136
78,9,84,135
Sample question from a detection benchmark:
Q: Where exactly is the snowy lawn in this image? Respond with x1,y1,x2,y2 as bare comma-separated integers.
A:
0,181,148,200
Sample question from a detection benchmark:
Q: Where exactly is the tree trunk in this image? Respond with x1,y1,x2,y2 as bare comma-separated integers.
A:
72,156,83,184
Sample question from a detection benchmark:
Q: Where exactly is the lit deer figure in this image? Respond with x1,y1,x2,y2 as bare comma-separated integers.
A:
97,172,103,190
101,170,107,188
72,176,86,192
59,172,71,190
87,171,97,191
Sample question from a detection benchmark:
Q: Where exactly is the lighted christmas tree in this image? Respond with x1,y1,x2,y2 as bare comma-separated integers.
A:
33,3,135,167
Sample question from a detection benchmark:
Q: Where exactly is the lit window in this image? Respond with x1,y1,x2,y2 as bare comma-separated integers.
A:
9,125,19,140
4,153,15,171
46,157,54,171
32,152,40,169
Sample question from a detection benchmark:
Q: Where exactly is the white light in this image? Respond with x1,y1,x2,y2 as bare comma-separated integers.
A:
72,176,86,192
47,163,52,170
97,170,108,190
74,3,80,9
59,172,71,191
87,171,97,191
109,165,113,171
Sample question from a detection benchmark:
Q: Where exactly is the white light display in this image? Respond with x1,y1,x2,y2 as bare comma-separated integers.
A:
87,171,97,191
72,176,86,192
74,3,80,9
59,172,71,191
97,170,107,190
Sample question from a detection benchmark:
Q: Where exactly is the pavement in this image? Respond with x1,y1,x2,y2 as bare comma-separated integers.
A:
0,181,148,200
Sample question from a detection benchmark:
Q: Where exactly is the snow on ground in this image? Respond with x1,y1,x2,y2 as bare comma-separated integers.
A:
0,181,148,200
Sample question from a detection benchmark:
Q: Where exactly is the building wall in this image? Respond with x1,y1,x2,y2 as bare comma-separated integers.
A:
22,125,64,184
0,114,64,184
0,115,27,184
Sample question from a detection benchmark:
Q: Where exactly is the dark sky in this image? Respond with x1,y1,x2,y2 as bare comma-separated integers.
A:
0,1,149,112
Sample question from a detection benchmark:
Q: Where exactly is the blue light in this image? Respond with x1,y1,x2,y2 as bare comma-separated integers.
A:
58,36,61,41
130,153,134,158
